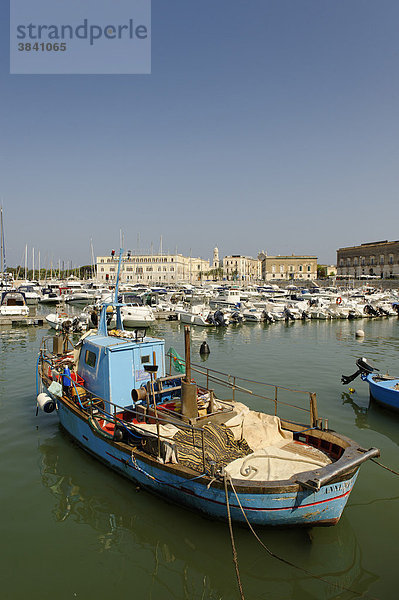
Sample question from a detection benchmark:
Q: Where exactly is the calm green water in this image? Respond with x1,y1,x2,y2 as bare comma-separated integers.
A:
1,309,399,600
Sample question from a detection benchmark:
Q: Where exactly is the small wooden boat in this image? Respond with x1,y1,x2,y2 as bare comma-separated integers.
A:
35,253,379,528
342,358,399,412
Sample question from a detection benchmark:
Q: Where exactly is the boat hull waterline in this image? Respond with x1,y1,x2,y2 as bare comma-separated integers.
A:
48,395,361,527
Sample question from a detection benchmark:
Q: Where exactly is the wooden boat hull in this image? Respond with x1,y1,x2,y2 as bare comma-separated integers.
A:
366,373,399,412
50,392,359,528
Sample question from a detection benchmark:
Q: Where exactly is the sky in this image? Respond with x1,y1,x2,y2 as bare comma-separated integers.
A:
1,0,398,269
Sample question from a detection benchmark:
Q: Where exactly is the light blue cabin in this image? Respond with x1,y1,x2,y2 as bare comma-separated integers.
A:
78,333,165,411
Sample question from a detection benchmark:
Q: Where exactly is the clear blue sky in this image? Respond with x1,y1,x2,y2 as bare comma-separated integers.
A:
1,0,398,269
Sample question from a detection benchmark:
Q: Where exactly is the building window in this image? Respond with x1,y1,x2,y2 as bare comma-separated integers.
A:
339,259,344,266
389,254,394,264
299,265,303,272
354,258,358,266
361,258,365,266
307,265,311,272
280,265,284,273
346,258,351,266
380,255,384,265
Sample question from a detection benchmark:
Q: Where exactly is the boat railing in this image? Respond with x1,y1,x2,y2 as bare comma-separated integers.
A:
38,350,210,472
166,353,319,427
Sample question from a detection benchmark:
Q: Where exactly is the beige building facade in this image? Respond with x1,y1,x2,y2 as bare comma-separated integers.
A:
336,240,399,279
258,253,318,281
222,255,262,282
97,253,210,285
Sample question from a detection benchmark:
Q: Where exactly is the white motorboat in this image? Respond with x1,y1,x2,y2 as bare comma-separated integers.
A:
40,287,63,304
120,304,155,328
17,285,41,305
176,304,213,327
0,290,29,316
242,307,264,322
46,311,89,332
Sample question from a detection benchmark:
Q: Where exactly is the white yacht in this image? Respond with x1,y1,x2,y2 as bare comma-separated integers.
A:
0,290,29,316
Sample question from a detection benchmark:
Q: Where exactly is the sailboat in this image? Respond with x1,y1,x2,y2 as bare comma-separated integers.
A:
0,206,13,289
0,207,29,317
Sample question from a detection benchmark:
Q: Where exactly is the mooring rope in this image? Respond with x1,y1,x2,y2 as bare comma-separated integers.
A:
371,458,399,476
227,475,380,600
224,475,245,600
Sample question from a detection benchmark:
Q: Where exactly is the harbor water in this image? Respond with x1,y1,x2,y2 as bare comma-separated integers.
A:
1,310,398,600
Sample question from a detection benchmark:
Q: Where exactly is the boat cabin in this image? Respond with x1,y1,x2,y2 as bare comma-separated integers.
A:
77,331,165,412
0,290,29,315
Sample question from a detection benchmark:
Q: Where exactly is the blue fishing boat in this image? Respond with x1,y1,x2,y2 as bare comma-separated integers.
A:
35,253,379,528
342,358,399,412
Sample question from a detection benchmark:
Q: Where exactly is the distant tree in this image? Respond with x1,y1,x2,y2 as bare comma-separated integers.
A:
317,265,327,278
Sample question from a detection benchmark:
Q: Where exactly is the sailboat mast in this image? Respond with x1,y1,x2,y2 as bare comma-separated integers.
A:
0,206,4,276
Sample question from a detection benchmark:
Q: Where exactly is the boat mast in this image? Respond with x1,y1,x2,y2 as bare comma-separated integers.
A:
24,244,27,281
114,248,123,304
90,238,96,281
0,206,4,277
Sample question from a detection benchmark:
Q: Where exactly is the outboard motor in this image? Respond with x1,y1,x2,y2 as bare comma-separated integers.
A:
262,310,274,323
301,310,310,320
214,310,226,326
393,303,399,316
230,311,243,324
341,357,378,385
61,319,73,333
283,308,295,321
364,304,378,317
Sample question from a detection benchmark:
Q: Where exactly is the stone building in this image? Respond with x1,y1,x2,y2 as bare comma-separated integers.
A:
222,255,262,282
336,240,399,279
258,253,318,281
97,252,210,285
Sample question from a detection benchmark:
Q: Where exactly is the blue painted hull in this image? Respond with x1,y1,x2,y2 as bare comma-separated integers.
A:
54,398,357,528
366,373,399,412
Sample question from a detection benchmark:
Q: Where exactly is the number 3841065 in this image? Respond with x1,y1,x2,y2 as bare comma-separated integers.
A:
18,42,67,51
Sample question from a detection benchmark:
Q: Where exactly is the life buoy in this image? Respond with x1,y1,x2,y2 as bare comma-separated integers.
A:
58,312,68,318
336,297,342,305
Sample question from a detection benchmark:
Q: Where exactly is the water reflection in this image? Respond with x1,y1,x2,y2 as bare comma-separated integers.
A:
342,392,399,447
38,433,378,600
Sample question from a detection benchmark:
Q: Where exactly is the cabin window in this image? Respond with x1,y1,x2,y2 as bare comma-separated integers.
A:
85,350,97,368
141,355,150,364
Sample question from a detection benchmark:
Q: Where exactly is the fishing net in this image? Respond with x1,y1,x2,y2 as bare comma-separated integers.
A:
167,347,186,374
172,423,252,476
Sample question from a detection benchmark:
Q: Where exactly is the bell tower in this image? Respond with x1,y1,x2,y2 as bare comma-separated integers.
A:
212,247,219,269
